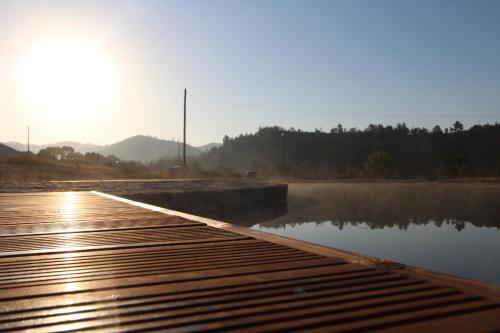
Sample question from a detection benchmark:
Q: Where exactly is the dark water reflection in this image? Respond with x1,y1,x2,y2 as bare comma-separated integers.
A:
230,183,500,285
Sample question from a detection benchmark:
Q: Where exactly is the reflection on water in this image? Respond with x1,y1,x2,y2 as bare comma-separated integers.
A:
194,201,288,227
236,183,500,285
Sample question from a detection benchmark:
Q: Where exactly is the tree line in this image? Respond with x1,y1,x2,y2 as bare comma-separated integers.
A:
34,146,148,175
202,122,500,178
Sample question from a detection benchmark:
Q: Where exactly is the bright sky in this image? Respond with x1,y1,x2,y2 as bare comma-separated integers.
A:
1,0,499,146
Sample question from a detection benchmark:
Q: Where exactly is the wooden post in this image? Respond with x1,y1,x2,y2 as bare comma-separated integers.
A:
183,89,187,167
27,126,30,153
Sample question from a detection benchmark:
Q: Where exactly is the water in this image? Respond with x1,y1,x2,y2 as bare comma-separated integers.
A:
248,182,500,285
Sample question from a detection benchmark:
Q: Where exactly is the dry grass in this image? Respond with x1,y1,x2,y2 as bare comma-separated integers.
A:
0,155,160,182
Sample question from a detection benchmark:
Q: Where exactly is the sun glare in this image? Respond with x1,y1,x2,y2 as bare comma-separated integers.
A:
16,37,116,124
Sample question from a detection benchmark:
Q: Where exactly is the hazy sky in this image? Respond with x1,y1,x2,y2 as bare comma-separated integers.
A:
1,0,499,146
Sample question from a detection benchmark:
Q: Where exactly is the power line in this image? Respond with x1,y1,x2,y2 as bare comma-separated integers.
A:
190,95,500,119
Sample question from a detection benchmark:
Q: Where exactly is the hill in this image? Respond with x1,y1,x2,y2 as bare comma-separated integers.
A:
0,143,19,160
5,142,33,153
99,135,202,162
197,142,222,152
5,141,103,154
47,141,104,154
5,137,221,163
204,123,500,178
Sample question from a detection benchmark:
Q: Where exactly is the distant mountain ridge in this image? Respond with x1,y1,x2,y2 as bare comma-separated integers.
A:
0,143,19,160
4,136,221,163
197,143,222,152
4,141,104,154
99,135,202,163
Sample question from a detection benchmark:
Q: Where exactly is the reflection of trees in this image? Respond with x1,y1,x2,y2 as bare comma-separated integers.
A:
256,218,480,232
252,183,500,231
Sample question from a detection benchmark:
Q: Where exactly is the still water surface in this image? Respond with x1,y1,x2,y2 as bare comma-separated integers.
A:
249,183,500,285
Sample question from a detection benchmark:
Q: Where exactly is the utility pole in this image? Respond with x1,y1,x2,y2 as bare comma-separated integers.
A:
27,126,30,153
177,137,181,165
281,131,285,170
183,88,187,167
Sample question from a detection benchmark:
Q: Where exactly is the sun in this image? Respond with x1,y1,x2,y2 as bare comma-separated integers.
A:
16,36,116,124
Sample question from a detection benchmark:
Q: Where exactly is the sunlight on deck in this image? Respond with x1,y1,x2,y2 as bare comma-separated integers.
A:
0,191,498,332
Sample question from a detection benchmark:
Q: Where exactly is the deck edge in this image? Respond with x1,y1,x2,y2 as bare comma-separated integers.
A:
92,190,500,300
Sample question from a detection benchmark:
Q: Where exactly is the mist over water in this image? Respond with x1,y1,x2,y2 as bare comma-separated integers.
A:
247,183,500,285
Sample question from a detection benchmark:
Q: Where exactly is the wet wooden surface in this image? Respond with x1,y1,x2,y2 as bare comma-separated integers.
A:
0,191,498,332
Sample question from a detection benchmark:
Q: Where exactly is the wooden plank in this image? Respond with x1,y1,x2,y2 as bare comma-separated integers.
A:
0,191,498,332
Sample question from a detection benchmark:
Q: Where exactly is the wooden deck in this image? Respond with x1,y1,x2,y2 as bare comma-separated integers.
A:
0,191,499,332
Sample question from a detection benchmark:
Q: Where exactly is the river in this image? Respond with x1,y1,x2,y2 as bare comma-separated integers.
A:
246,182,500,285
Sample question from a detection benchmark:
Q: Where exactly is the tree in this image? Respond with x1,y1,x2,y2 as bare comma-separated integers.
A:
364,150,391,178
395,123,409,135
37,148,56,160
37,146,75,160
451,121,464,133
204,123,500,178
438,156,473,177
411,127,428,135
432,125,443,134
330,124,344,134
495,158,500,176
337,124,344,133
38,147,62,160
60,146,75,160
